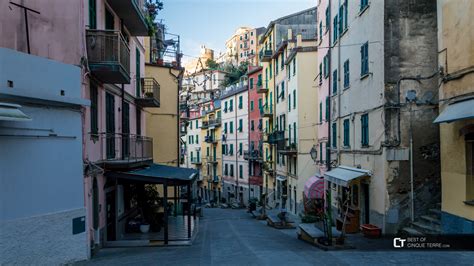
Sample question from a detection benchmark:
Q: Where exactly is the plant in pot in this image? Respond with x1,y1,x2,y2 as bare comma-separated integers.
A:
144,91,154,98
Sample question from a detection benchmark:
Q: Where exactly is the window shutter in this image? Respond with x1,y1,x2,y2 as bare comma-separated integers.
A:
325,97,330,121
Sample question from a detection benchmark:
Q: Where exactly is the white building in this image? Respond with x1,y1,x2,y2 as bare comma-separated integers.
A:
319,0,439,234
0,48,89,263
187,117,203,172
220,81,250,205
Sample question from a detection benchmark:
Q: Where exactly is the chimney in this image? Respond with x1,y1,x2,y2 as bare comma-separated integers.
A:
287,28,293,40
297,34,302,47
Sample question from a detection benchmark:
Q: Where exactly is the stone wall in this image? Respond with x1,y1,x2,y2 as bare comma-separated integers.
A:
0,208,88,264
383,0,441,231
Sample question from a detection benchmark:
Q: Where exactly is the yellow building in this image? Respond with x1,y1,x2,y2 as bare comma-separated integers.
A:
258,7,317,207
144,36,183,166
258,24,276,206
199,101,223,202
435,0,474,234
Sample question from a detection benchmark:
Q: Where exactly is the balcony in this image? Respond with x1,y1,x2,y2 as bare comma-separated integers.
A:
203,118,221,129
205,135,218,144
94,133,153,170
190,157,202,165
244,150,262,161
209,118,221,128
107,0,148,36
263,162,274,174
256,79,268,94
86,30,130,84
260,105,273,118
279,143,298,156
206,156,218,164
259,49,273,62
269,130,285,145
136,78,160,107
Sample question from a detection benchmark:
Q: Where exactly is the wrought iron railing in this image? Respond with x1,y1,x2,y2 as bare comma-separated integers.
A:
140,77,160,102
94,133,152,163
259,49,273,61
86,30,130,74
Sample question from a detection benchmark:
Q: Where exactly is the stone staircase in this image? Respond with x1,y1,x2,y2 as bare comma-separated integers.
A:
401,203,442,235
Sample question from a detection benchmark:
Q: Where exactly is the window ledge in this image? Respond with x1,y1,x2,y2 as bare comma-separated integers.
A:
464,200,474,206
360,73,370,80
361,144,370,148
343,85,350,90
358,4,370,17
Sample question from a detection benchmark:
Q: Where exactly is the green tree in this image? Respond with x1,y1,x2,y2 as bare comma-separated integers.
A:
205,58,219,70
221,61,249,87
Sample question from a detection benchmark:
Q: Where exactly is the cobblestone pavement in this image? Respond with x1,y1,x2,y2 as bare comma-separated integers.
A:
79,208,474,265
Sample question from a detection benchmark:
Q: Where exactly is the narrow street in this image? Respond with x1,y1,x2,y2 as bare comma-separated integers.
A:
81,209,474,265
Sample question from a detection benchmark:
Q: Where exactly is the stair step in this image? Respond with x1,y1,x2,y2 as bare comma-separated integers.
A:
429,208,442,217
420,215,441,225
412,221,441,234
402,227,423,236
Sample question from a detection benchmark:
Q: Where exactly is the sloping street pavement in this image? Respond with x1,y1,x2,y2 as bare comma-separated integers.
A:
80,208,474,265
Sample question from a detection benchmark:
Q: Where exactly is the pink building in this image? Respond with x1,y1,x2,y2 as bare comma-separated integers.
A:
246,66,264,198
316,0,330,176
0,0,152,260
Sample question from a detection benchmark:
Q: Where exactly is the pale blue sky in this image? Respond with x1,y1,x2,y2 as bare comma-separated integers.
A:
158,0,315,63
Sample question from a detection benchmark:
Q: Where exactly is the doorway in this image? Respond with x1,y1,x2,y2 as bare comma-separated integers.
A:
106,190,116,241
361,182,370,224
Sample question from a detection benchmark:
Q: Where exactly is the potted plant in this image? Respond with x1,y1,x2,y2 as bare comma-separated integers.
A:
140,222,150,233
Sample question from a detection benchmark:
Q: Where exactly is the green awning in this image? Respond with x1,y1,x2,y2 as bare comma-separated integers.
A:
0,102,31,122
106,164,198,184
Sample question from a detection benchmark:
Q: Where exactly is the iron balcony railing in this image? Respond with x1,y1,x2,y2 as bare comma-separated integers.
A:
209,118,221,127
260,105,273,117
137,77,160,107
107,0,148,36
244,150,262,160
259,49,273,62
268,130,285,145
94,133,152,167
279,143,298,156
190,157,202,164
206,156,218,163
205,135,218,143
86,30,130,83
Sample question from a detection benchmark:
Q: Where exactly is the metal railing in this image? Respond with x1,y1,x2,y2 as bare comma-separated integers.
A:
140,77,160,102
259,49,273,62
205,135,217,143
191,157,201,164
260,105,273,116
94,133,152,163
86,30,130,74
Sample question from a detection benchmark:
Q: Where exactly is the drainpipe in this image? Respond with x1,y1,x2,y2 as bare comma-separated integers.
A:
327,0,332,172
235,93,239,204
337,0,342,164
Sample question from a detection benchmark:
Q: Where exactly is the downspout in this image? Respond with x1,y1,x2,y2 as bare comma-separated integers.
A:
337,0,342,164
326,0,332,172
235,93,239,203
169,66,185,167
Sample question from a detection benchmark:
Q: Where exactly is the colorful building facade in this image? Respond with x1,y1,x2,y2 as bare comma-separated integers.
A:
435,0,474,234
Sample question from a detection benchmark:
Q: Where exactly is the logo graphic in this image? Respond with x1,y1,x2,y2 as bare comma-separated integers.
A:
393,237,406,248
